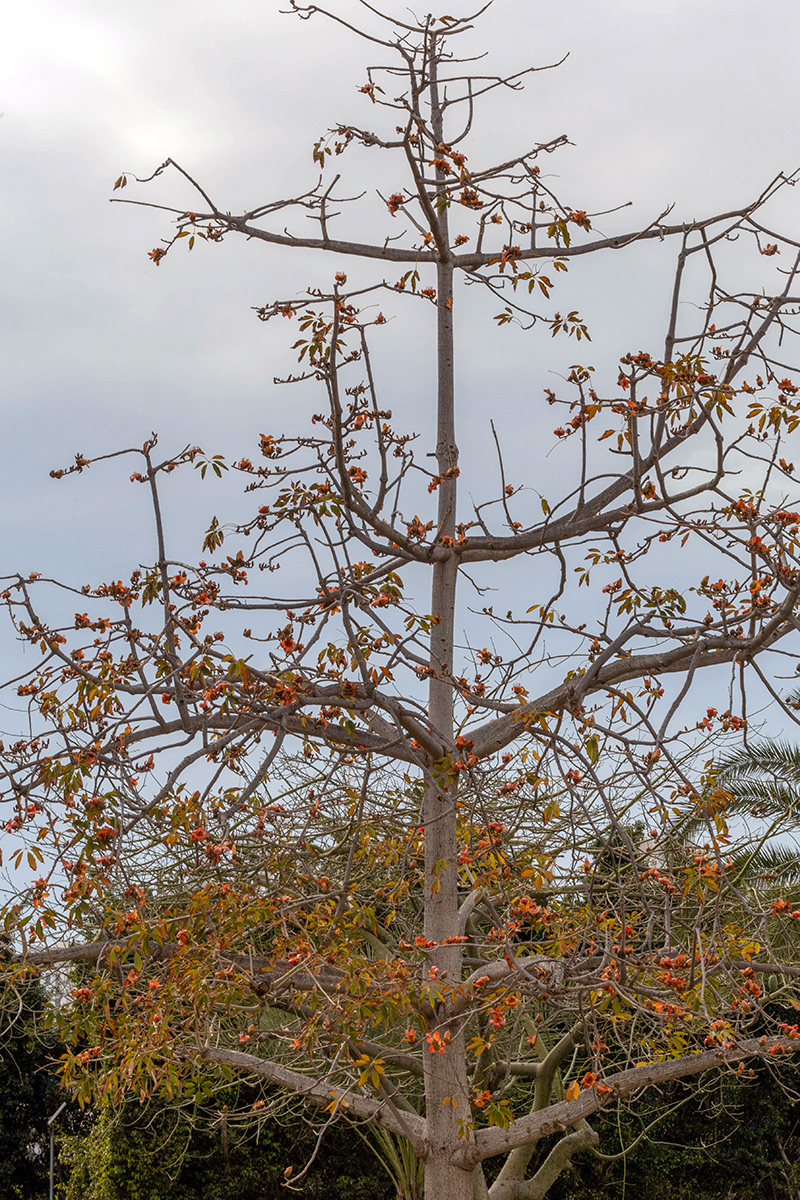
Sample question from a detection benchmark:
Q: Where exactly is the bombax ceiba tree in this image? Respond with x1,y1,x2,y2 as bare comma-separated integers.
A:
5,4,800,1198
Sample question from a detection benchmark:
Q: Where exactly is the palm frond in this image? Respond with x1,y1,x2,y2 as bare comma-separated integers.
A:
715,741,800,783
709,741,800,818
729,842,800,888
748,842,800,883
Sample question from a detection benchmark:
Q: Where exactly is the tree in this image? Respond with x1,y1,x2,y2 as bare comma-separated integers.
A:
58,1092,393,1200
547,1052,800,1200
4,3,800,1198
0,948,79,1198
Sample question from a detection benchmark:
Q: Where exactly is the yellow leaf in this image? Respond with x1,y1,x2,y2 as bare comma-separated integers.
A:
565,1080,580,1102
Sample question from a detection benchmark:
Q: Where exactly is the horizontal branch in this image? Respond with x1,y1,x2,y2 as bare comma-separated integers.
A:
457,1035,800,1166
170,198,761,274
10,939,346,996
468,627,788,759
455,206,756,270
227,216,438,264
198,1045,427,1147
118,708,424,767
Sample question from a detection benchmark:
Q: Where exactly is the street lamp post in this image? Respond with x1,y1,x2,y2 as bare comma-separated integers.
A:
48,1101,67,1200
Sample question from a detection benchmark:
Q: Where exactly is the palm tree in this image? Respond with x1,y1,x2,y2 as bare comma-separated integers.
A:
712,740,800,888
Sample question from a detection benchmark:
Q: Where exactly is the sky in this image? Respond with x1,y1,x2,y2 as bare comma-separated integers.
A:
2,0,800,590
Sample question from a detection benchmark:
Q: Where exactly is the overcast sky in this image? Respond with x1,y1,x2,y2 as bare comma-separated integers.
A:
3,0,800,585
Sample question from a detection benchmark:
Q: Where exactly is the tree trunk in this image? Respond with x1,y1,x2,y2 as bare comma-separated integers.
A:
422,35,471,1199
424,1152,475,1200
